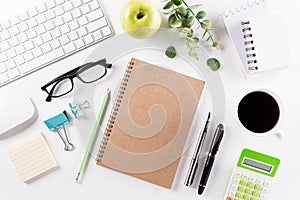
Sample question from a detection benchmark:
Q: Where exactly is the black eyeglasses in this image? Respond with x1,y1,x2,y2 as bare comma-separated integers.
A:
41,58,112,102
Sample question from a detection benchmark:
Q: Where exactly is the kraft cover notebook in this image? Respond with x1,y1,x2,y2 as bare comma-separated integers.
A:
222,0,291,77
96,58,205,189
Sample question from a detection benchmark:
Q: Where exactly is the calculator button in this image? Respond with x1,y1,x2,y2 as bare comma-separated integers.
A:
238,186,245,192
234,179,239,184
243,194,250,200
247,182,254,188
229,191,235,197
235,172,242,178
260,194,267,199
250,198,257,200
250,177,256,182
257,179,264,184
262,187,269,193
245,188,253,194
242,174,249,179
264,181,271,187
252,190,260,197
254,184,262,191
231,184,238,190
239,180,247,186
235,192,243,198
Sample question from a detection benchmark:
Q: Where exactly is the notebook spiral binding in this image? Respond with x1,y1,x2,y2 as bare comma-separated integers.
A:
96,61,135,163
241,20,258,71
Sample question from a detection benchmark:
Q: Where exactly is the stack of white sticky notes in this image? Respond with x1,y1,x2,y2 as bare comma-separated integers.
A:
7,133,58,183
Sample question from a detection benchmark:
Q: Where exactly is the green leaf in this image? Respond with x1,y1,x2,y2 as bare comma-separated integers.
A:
206,58,221,71
175,7,188,17
171,0,182,6
196,11,206,19
165,46,177,58
168,14,176,24
189,4,202,9
181,27,193,37
193,37,199,43
202,29,208,38
182,16,194,28
163,1,173,10
206,35,212,42
212,41,218,47
200,20,212,29
170,19,182,28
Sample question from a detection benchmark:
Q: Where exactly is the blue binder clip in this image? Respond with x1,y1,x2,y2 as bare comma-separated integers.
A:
44,110,74,151
68,100,90,119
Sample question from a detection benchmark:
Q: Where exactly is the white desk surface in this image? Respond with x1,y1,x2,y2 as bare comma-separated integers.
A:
0,0,299,199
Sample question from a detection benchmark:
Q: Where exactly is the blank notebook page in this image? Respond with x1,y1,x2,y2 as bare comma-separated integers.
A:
243,15,291,72
7,133,57,183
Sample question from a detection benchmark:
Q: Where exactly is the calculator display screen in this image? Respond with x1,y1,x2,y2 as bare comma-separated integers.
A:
243,158,272,172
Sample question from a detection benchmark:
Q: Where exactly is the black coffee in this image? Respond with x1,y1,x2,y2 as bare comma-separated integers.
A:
238,91,280,133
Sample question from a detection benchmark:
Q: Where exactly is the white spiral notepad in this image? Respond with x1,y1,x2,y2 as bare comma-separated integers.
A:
222,0,291,76
7,133,58,183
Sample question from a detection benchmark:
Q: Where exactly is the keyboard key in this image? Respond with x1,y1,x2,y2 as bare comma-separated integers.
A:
45,10,56,20
6,49,17,59
19,12,29,21
239,180,247,186
74,38,85,49
32,36,44,47
9,26,20,37
8,68,21,79
23,51,35,61
32,47,43,57
28,8,38,17
83,35,94,45
2,20,11,29
89,0,100,10
41,32,53,43
10,16,20,25
42,43,52,53
14,56,26,66
1,30,11,40
69,20,79,30
87,18,107,32
0,74,10,83
27,18,38,28
73,0,83,8
46,0,56,9
19,49,65,74
0,53,8,62
50,39,61,49
87,10,102,22
54,6,65,16
68,31,78,41
83,0,92,3
36,25,47,35
6,59,17,69
62,13,73,23
51,28,62,39
60,35,70,45
60,24,70,34
77,16,88,26
72,8,82,18
64,43,76,53
26,29,38,39
18,22,29,32
45,21,55,31
80,4,91,14
101,26,112,36
55,0,65,5
53,17,64,27
15,45,26,55
24,40,35,51
0,63,7,73
37,3,47,13
63,2,74,12
92,30,103,41
0,41,10,51
36,14,47,24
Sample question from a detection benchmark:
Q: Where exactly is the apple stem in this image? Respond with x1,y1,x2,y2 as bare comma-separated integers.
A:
137,11,145,19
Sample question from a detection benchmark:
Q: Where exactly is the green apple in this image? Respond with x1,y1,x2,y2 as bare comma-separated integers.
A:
120,0,162,39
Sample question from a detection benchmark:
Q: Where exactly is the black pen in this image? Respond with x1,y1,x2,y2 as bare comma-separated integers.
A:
184,112,211,186
198,123,224,195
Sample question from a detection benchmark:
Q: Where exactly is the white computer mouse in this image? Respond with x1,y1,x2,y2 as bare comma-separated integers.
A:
0,94,36,138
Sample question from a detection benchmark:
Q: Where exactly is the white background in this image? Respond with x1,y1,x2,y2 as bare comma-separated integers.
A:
0,0,299,199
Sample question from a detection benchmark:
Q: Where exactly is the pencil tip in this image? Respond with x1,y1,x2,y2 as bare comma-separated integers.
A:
75,173,80,183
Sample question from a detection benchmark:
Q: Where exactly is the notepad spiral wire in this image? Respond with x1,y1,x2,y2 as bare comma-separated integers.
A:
96,61,135,162
241,20,258,71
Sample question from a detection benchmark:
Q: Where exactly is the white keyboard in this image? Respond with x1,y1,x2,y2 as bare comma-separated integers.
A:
0,0,114,87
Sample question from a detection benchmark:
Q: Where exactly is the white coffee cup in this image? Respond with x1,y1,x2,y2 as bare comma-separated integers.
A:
236,89,283,137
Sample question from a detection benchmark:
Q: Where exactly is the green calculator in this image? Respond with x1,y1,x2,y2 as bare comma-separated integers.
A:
224,149,280,200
